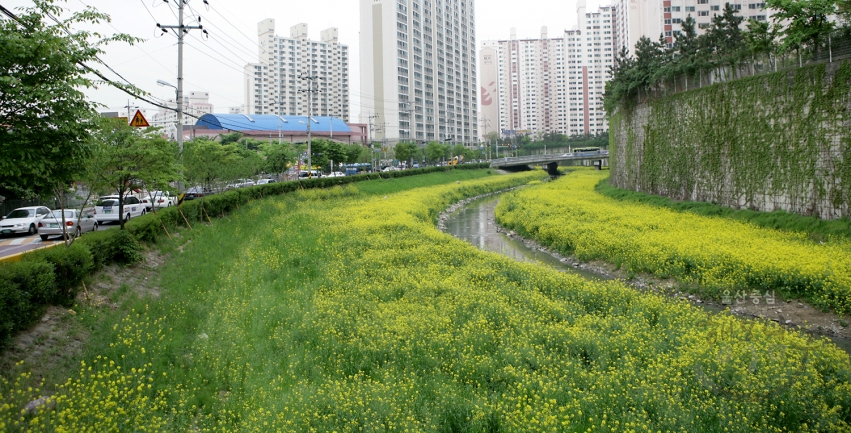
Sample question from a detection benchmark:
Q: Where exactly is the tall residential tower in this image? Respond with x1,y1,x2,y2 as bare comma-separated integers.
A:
244,20,349,121
360,0,478,147
479,2,616,139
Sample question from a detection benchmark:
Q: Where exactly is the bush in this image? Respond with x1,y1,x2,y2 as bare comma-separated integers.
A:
0,260,55,349
27,242,93,304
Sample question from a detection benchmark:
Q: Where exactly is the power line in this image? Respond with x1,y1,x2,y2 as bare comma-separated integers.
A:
206,2,268,56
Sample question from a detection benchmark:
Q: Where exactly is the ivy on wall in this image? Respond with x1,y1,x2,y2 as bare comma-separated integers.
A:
610,60,851,219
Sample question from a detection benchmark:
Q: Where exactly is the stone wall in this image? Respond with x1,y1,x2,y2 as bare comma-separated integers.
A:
609,60,851,219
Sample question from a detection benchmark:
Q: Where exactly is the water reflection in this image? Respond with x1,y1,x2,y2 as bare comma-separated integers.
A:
443,195,604,281
443,194,851,356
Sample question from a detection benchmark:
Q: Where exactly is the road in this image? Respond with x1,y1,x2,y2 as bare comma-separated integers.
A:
0,221,121,260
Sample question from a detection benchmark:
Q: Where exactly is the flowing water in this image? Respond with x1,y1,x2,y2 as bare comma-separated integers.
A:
443,194,851,356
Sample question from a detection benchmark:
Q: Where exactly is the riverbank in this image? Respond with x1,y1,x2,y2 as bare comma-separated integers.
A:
493,170,851,343
441,193,851,347
3,170,849,432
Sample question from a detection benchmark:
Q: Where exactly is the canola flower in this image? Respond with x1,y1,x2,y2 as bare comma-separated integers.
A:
496,169,851,314
1,170,850,432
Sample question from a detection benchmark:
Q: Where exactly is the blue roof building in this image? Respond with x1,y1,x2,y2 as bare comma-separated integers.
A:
191,113,367,144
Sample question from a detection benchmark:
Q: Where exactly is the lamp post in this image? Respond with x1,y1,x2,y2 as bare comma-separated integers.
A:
157,79,183,191
156,80,181,149
299,118,319,176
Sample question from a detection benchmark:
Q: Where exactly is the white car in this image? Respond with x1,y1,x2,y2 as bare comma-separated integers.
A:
256,178,276,185
94,195,145,224
226,179,256,189
141,191,176,210
0,206,52,235
326,171,346,177
381,166,400,172
37,209,98,240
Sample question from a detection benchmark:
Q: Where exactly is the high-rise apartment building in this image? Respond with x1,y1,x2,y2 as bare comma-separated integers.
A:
615,0,772,52
150,91,213,140
244,20,349,121
479,2,616,139
360,0,478,147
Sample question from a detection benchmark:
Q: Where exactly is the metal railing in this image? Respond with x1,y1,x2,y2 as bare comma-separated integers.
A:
635,33,851,102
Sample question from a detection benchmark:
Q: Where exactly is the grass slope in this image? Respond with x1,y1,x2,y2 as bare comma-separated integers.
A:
2,169,850,432
596,178,851,242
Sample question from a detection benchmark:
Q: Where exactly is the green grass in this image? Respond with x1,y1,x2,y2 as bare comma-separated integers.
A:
356,168,497,196
596,178,851,242
2,170,849,432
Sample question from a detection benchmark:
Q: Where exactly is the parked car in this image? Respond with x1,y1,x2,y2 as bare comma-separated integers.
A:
0,206,52,235
256,178,276,185
140,191,176,210
298,170,322,179
184,186,212,200
226,179,256,189
37,209,97,240
94,195,145,224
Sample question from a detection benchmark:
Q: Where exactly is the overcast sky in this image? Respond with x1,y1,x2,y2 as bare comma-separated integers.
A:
5,0,607,121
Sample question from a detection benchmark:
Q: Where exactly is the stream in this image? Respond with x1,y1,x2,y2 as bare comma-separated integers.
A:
442,194,851,356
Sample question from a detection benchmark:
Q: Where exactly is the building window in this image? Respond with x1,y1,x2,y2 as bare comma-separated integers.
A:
686,6,695,11
711,5,720,10
699,10,710,16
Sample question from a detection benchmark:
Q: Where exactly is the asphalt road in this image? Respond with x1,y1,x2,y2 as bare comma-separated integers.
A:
0,221,120,260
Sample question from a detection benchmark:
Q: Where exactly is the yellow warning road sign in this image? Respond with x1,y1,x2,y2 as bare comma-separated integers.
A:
129,110,150,127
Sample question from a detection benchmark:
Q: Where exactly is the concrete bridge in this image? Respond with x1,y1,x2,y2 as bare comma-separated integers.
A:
490,151,610,175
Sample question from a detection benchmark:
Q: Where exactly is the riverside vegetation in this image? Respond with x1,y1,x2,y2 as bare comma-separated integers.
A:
497,169,851,314
1,169,850,431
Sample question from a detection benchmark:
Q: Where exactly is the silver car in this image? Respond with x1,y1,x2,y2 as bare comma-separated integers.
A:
37,209,98,241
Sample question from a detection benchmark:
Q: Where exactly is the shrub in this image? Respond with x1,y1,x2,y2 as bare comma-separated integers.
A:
28,242,94,304
0,260,55,349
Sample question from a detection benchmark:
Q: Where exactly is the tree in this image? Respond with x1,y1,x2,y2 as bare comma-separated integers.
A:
743,19,778,56
425,141,449,163
184,137,240,192
765,0,836,54
89,119,179,230
393,142,418,164
0,0,139,199
260,141,295,177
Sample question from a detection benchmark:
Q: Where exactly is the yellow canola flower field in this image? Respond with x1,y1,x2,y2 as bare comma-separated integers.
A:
496,169,851,313
2,170,850,432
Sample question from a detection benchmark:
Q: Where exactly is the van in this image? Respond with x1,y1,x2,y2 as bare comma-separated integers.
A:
298,170,322,179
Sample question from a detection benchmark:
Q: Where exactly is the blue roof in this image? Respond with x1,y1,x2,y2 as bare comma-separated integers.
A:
196,113,352,133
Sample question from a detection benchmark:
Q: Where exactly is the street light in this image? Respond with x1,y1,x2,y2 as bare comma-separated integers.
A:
156,80,180,144
298,117,319,176
158,79,185,191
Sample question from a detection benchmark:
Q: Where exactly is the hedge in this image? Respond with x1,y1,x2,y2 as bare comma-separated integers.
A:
0,164,490,351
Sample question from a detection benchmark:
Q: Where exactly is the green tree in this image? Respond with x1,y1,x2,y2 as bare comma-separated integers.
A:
184,138,239,192
743,19,778,56
89,119,179,230
260,141,295,177
218,132,244,145
0,0,139,199
393,142,418,165
425,141,449,163
343,143,363,164
765,0,836,54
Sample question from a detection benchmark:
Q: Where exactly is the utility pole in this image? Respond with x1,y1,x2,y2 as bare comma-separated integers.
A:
299,69,322,176
158,0,203,158
124,100,138,123
479,117,491,160
368,113,378,170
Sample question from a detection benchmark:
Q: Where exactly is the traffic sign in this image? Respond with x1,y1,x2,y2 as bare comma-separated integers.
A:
129,110,150,127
